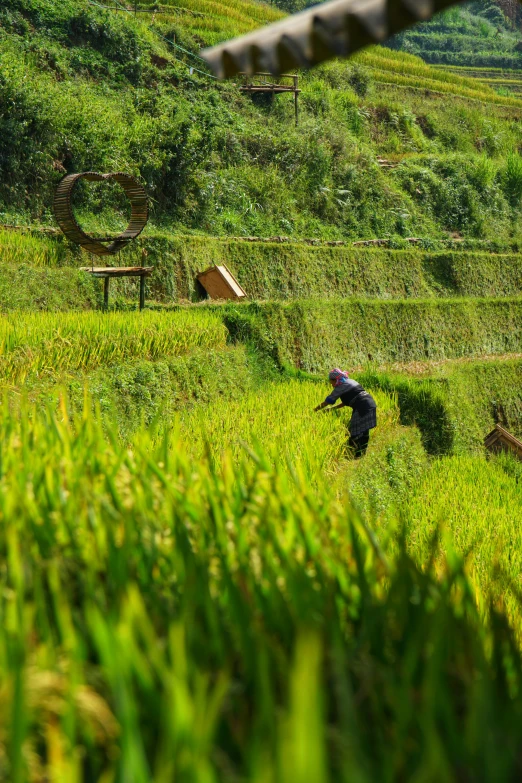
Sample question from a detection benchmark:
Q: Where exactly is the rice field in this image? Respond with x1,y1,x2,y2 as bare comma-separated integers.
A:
0,381,521,780
402,453,522,632
174,381,398,475
431,64,522,96
355,48,522,108
0,312,519,778
0,311,226,384
104,0,283,47
5,0,522,775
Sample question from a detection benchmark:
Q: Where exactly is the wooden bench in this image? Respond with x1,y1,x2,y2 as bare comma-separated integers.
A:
80,266,153,310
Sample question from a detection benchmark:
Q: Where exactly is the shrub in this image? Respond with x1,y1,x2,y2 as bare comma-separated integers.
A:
503,153,522,204
347,64,372,97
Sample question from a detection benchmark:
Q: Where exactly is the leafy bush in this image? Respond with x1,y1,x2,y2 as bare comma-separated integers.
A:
503,153,522,204
347,64,372,97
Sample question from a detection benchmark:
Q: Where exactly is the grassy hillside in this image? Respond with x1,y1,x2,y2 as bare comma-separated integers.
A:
389,0,522,69
3,0,522,245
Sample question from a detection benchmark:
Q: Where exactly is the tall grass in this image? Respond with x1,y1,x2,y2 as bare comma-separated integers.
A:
504,153,522,204
0,311,226,383
403,453,522,634
175,381,397,473
0,398,521,780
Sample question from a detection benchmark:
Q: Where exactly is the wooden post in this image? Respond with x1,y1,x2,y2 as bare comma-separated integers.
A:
139,274,145,311
293,75,299,127
104,276,110,311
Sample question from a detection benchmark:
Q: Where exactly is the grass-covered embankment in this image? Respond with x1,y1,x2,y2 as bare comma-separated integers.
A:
8,229,522,307
359,355,522,454
221,297,522,370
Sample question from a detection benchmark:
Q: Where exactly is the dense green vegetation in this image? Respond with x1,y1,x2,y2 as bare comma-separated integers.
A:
2,379,522,781
4,0,522,778
389,1,522,69
3,0,522,244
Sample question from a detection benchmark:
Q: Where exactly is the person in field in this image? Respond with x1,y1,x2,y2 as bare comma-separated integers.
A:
314,368,377,457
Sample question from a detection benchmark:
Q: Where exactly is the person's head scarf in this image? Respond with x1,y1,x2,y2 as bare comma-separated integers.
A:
328,368,350,386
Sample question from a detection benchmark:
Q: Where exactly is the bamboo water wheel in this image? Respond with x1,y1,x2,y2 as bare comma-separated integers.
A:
53,171,148,257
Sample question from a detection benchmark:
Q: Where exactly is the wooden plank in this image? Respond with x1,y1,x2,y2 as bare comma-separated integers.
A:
80,266,153,277
197,265,246,300
139,275,146,311
218,264,247,297
239,87,301,94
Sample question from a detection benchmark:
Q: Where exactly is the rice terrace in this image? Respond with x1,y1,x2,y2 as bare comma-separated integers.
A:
6,0,522,779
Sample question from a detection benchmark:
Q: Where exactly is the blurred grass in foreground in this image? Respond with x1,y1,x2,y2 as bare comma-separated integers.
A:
0,396,522,781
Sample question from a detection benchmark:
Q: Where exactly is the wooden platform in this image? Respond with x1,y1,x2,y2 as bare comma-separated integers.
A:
80,266,153,277
240,85,299,94
239,73,300,126
484,424,522,461
80,266,153,310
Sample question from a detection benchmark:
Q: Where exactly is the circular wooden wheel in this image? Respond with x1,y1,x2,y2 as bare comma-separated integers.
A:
53,171,149,257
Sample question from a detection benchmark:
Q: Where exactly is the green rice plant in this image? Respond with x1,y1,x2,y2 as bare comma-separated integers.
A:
0,310,226,384
471,154,497,190
402,453,522,635
0,230,65,267
0,399,521,780
175,380,398,475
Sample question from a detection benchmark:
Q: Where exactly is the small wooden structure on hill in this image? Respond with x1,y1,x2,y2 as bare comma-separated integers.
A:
79,265,153,311
53,171,151,310
197,264,246,300
484,424,522,461
239,73,300,126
